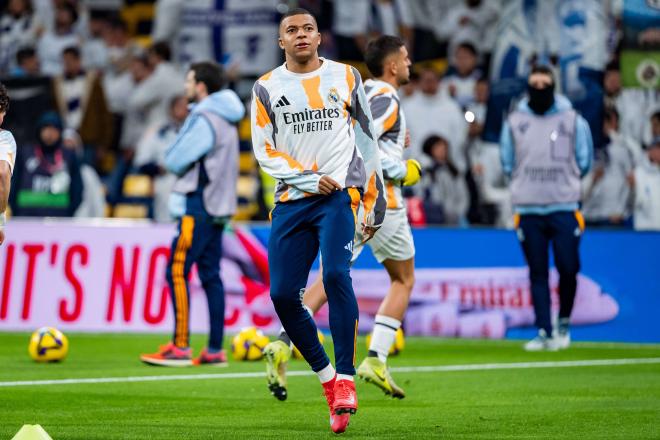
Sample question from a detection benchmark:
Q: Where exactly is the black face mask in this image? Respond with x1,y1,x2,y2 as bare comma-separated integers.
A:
527,84,555,115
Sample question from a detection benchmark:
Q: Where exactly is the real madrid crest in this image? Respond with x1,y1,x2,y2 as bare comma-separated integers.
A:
327,87,340,104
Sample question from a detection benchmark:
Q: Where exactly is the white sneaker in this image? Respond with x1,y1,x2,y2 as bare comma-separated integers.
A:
524,329,559,352
554,330,571,350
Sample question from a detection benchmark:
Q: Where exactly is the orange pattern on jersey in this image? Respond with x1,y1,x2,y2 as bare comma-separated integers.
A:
348,187,361,224
279,190,289,202
302,76,324,109
386,182,398,209
362,172,378,223
255,95,271,128
345,65,355,107
259,71,273,81
265,142,304,172
382,101,399,132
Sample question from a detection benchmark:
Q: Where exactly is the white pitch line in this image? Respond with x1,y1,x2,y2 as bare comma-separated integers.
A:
1,357,659,388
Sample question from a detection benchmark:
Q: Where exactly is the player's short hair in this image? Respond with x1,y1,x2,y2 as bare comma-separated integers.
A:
529,64,555,84
651,111,660,122
365,35,405,78
0,82,9,113
279,7,317,28
190,61,225,94
149,41,171,62
62,46,81,58
16,47,36,65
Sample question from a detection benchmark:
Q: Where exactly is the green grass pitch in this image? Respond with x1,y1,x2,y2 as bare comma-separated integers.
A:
0,333,659,439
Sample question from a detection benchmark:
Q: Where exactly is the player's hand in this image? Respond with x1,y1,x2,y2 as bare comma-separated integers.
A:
0,229,4,246
361,223,379,243
318,175,342,195
402,159,422,186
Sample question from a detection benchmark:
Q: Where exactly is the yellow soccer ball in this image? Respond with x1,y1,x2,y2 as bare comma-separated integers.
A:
366,328,405,356
292,330,325,359
28,327,69,362
231,327,270,361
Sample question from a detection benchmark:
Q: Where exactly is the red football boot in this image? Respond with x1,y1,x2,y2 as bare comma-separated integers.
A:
333,379,358,415
322,377,350,434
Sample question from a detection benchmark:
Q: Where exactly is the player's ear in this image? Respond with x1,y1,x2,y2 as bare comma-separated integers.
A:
278,37,284,50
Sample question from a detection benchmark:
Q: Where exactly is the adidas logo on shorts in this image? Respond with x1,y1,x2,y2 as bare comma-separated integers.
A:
344,241,353,253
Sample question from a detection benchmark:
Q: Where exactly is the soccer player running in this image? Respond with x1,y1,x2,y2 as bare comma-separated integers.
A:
251,8,386,434
262,35,421,401
0,83,16,246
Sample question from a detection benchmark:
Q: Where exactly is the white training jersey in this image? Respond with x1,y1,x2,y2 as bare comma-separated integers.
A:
364,79,408,210
251,58,386,227
0,129,17,174
178,0,280,76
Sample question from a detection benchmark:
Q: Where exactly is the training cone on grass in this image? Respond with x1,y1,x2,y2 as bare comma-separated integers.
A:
11,425,53,440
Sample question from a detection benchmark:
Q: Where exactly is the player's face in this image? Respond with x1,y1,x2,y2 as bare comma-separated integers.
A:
391,45,411,86
279,14,321,63
0,111,5,126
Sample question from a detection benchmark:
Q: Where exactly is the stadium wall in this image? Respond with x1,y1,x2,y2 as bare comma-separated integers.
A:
0,220,658,343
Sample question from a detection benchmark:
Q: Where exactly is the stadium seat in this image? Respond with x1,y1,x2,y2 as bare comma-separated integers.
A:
112,203,150,219
239,152,256,173
122,174,153,198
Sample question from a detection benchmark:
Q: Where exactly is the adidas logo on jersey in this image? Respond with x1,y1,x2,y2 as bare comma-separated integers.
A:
275,96,291,108
344,241,353,253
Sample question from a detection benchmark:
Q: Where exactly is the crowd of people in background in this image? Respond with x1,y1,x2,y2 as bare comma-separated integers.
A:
0,0,658,229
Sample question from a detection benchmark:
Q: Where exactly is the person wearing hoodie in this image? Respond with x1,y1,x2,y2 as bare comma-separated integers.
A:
500,65,593,352
140,61,245,367
9,111,83,218
632,137,660,231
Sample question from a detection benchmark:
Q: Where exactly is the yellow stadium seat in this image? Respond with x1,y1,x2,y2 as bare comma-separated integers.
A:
239,152,256,173
113,203,149,219
238,117,251,141
123,174,153,197
237,175,258,198
233,203,259,221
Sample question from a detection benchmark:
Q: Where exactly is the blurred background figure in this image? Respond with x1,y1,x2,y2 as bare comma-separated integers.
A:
582,108,638,227
632,137,660,231
0,0,41,75
9,111,83,217
37,2,80,76
62,127,105,218
52,46,113,167
132,94,188,222
416,134,469,225
10,46,41,77
403,66,468,172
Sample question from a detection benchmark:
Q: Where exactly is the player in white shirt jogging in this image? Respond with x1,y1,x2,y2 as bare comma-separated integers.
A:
262,35,422,403
251,8,387,434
